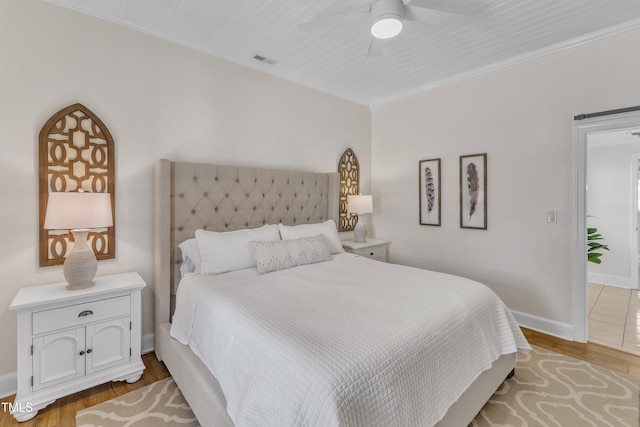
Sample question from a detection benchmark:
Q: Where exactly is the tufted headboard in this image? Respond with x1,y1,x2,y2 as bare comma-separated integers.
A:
153,159,339,332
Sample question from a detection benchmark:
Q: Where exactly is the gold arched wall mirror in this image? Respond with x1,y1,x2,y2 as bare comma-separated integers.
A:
39,103,115,266
338,148,360,231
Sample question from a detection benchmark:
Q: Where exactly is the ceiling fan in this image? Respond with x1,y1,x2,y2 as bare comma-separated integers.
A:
297,0,475,57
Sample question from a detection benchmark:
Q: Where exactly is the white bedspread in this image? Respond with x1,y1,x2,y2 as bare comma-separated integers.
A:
171,254,530,427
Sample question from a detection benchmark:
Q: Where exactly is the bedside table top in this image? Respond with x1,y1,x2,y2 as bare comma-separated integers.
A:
10,272,146,311
341,239,389,250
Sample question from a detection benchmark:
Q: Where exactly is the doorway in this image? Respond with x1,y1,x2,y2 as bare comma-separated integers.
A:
585,131,640,353
574,110,640,347
586,131,639,291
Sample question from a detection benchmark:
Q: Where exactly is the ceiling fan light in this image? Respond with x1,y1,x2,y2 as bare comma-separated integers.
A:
371,15,403,39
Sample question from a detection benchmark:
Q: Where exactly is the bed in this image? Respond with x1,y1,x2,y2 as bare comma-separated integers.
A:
153,159,530,427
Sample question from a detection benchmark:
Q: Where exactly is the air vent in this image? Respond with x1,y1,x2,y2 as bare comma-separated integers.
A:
253,54,275,65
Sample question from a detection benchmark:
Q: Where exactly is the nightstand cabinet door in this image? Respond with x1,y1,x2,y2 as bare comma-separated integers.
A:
33,328,85,391
86,317,131,375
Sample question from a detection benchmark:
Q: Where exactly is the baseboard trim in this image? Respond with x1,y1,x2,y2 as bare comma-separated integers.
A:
0,371,17,399
142,333,155,354
511,309,574,341
588,272,633,289
0,333,156,399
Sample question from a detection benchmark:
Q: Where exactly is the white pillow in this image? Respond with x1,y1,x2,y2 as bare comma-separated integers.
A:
278,220,344,254
249,235,331,274
178,238,202,277
195,224,281,275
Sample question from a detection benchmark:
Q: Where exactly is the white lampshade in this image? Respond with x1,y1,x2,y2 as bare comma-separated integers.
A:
44,192,113,230
347,194,373,244
347,194,373,214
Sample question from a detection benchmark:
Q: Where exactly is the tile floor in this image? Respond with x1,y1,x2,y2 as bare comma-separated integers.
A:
587,283,640,355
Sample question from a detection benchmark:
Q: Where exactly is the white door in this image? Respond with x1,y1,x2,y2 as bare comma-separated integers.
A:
32,327,85,391
585,139,640,289
85,317,130,375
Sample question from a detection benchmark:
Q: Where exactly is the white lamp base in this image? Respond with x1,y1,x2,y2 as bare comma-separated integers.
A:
64,229,97,290
353,217,368,243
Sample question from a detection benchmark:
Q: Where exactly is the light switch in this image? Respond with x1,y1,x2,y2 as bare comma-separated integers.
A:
547,211,557,223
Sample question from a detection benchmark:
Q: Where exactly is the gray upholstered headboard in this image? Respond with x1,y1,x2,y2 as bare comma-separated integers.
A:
154,159,339,334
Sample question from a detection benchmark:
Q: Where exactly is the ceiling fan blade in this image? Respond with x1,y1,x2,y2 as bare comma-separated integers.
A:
404,5,473,26
297,10,369,32
367,38,383,58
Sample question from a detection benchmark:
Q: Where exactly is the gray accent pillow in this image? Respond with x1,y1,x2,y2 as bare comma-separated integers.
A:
249,235,331,274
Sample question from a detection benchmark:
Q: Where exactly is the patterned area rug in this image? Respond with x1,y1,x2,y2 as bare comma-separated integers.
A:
76,378,198,427
77,346,639,427
472,346,639,427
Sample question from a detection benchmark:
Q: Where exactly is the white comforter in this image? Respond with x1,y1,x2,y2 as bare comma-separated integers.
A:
171,253,530,427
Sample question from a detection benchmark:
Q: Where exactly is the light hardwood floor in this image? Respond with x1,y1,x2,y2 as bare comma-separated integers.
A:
1,329,638,426
522,328,640,379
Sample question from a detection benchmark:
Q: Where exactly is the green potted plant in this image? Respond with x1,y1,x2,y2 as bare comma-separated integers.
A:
587,227,609,264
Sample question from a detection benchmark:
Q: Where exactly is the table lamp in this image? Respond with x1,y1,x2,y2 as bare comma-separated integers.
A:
44,191,113,290
347,194,373,243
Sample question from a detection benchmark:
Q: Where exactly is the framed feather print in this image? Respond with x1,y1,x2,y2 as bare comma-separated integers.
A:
419,158,441,226
460,153,487,229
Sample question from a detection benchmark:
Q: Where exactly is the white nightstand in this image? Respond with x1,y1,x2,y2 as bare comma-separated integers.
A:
341,239,390,262
9,272,146,422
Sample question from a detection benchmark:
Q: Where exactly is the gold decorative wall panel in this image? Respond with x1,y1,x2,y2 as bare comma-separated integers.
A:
39,103,115,266
338,148,360,231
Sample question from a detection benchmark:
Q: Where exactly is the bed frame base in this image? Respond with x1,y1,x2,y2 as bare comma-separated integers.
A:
157,322,234,426
435,353,515,426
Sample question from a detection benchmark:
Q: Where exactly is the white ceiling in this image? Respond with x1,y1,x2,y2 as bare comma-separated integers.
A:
46,0,640,106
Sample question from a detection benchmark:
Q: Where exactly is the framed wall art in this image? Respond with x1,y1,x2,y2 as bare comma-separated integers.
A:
419,158,441,226
338,148,359,231
39,103,116,266
460,153,487,230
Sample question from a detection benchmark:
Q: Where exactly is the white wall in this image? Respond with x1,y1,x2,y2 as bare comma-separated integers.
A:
5,0,640,387
0,0,371,379
587,142,640,288
371,28,640,337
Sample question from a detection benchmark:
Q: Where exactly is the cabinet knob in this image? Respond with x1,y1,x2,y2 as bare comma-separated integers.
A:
78,310,94,317
79,350,85,356
86,349,92,354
